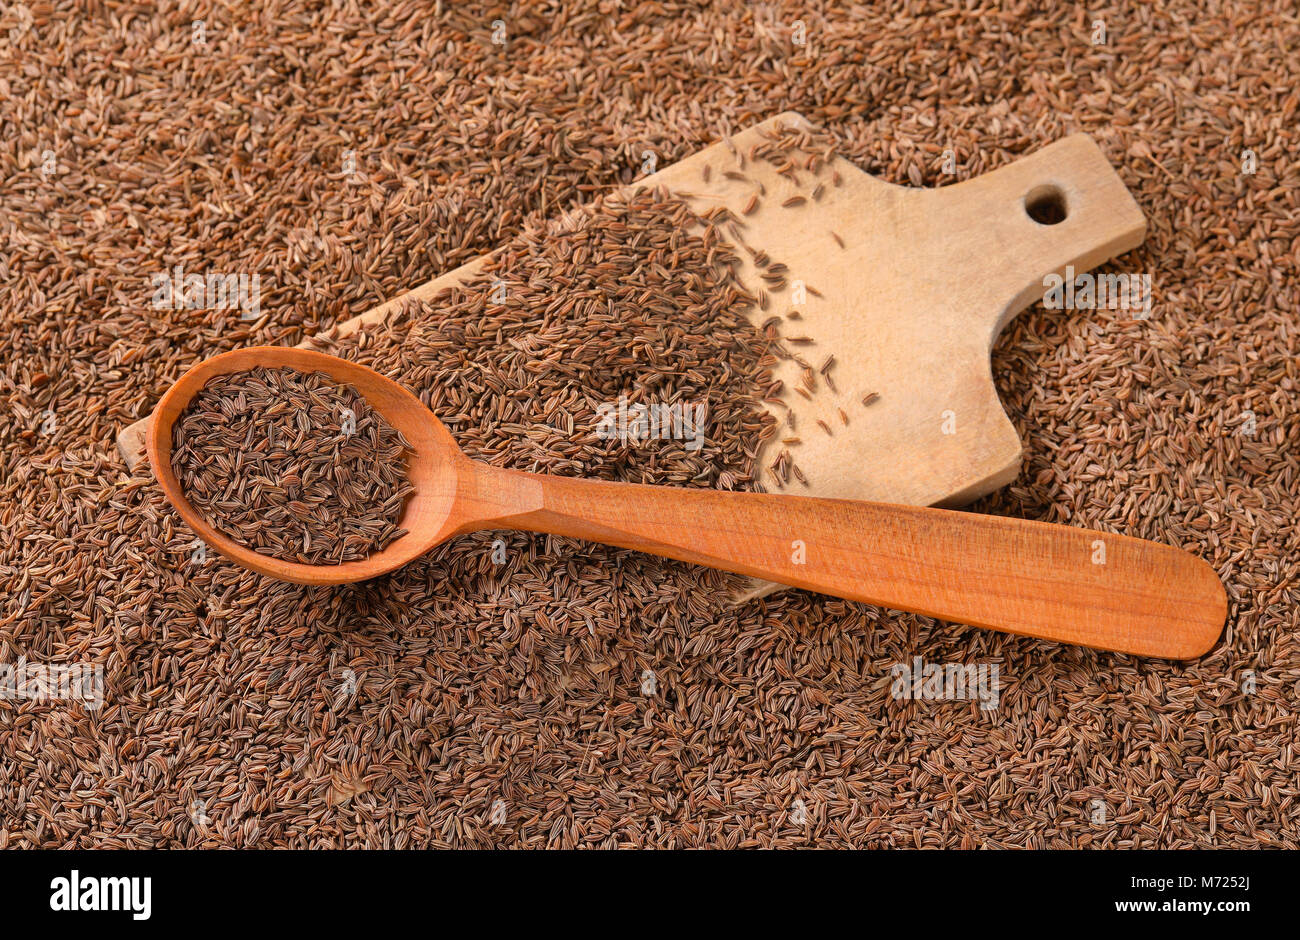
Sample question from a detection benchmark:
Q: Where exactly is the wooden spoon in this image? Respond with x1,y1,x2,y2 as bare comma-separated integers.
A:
147,347,1226,659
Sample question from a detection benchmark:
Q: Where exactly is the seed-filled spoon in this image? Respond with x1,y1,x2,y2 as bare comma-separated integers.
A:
148,347,1226,659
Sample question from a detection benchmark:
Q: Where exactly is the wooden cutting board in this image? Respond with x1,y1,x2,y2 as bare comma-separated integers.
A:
119,111,1146,599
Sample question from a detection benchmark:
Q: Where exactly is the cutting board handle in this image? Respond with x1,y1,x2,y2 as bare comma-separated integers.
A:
935,134,1148,340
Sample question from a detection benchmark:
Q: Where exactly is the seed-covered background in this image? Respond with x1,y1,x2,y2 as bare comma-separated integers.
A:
2,2,1297,848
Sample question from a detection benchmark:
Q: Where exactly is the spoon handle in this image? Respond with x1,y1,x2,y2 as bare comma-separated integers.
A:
467,467,1225,658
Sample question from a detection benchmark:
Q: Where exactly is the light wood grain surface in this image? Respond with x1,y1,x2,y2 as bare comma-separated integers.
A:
122,112,1153,604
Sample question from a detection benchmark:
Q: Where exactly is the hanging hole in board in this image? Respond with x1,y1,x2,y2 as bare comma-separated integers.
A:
1024,185,1068,225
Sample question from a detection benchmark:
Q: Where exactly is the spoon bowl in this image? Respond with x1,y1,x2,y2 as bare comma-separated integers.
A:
148,346,465,584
